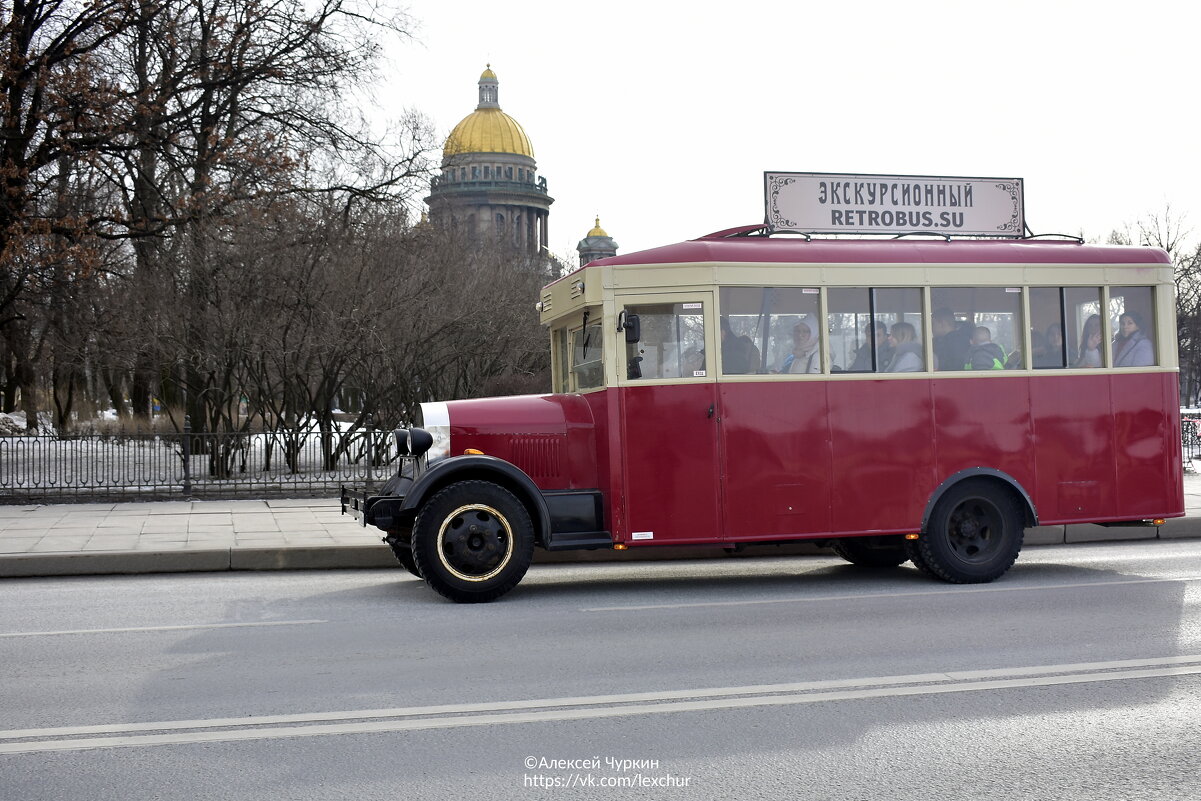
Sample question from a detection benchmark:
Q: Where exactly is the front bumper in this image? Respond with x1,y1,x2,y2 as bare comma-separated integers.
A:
340,485,409,532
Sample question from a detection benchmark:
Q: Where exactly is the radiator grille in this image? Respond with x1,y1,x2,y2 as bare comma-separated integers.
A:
511,435,563,482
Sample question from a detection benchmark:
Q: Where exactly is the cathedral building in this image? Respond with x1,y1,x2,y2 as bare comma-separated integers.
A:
576,217,618,266
425,67,553,255
425,66,618,269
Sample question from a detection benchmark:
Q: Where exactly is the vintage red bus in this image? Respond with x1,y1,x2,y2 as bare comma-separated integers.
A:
345,225,1184,602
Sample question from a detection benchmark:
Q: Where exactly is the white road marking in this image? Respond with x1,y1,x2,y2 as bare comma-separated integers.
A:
3,654,1200,754
0,619,326,639
580,575,1201,612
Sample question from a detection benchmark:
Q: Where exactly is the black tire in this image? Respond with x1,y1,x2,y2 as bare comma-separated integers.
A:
914,479,1024,583
385,528,421,578
903,539,937,576
831,536,910,568
411,480,535,603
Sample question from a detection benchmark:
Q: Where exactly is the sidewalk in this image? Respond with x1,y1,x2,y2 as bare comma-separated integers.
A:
3,475,1201,578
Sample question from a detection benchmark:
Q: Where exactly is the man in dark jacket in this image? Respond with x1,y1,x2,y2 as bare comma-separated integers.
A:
849,321,893,371
932,308,972,371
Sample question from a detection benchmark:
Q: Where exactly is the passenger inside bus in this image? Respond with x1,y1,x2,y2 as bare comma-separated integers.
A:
966,326,1006,370
720,317,757,374
778,316,822,373
1113,312,1154,367
738,335,762,373
1032,326,1062,368
1046,324,1065,364
932,308,971,371
886,322,924,372
848,321,893,372
1075,315,1103,367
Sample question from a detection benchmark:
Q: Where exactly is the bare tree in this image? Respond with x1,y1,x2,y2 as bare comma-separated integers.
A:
1109,208,1201,405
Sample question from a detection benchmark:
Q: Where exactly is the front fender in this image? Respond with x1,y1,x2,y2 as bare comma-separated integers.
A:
401,455,552,545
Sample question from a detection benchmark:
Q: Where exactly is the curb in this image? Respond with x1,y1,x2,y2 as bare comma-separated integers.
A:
0,546,395,579
0,542,830,578
4,524,1201,579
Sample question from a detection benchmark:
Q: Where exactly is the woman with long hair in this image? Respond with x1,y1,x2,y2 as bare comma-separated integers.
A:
1112,311,1154,367
1074,314,1102,368
886,321,924,372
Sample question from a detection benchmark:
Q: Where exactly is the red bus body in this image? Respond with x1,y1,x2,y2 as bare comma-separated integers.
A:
442,370,1182,547
349,230,1184,601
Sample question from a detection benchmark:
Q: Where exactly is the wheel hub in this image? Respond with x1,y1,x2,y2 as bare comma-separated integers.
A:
948,499,1001,563
437,504,514,582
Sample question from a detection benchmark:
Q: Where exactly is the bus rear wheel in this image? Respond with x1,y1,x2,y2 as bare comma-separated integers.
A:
916,479,1024,583
411,480,534,603
831,536,910,568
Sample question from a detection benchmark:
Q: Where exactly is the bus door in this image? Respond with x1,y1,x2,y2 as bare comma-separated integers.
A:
615,293,722,544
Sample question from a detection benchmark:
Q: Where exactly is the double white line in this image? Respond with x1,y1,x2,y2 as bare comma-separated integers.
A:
4,654,1200,754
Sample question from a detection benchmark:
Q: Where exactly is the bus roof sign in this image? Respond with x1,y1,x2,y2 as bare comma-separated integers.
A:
765,172,1025,237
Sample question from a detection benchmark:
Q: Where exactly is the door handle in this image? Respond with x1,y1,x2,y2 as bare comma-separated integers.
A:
707,404,715,419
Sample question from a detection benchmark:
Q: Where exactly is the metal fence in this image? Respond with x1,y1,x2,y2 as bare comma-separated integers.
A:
0,426,397,503
1183,415,1201,470
5,415,1201,503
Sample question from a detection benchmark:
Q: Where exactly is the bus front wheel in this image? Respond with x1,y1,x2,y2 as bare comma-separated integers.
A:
411,480,535,603
384,528,421,578
914,479,1024,583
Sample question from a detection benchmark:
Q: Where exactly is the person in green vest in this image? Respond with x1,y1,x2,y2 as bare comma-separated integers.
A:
966,326,1006,370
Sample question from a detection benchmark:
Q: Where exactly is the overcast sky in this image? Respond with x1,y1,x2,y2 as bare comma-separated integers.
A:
380,0,1199,261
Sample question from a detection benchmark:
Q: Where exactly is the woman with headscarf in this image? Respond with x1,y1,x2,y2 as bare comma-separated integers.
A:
780,315,822,374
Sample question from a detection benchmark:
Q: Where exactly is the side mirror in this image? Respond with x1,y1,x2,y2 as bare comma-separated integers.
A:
619,312,641,344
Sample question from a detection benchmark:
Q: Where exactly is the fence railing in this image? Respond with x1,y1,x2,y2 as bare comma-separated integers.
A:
5,414,1201,503
0,426,397,503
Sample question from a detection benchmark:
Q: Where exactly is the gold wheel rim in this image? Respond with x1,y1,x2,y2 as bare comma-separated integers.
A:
436,503,514,582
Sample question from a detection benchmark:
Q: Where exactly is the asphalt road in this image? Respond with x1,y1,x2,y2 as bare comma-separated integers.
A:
2,540,1200,800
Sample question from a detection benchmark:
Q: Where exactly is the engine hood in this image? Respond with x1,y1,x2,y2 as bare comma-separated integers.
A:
419,394,598,489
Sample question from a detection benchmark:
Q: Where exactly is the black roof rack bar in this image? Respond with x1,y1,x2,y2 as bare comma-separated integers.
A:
891,231,953,241
1022,233,1085,243
701,224,774,239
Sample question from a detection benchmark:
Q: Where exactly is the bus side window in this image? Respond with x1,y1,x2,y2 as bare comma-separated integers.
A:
930,287,1021,372
623,302,707,380
827,288,876,372
1110,286,1157,367
570,319,605,390
554,328,571,392
718,286,820,375
717,287,766,374
874,288,923,372
763,288,821,374
1029,287,1066,369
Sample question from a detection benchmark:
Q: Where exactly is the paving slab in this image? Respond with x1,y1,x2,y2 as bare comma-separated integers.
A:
82,538,139,551
0,506,39,517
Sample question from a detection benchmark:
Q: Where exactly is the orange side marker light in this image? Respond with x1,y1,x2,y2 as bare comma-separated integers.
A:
904,533,920,540
464,448,484,455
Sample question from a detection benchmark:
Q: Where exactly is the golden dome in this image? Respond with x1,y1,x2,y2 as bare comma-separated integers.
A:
442,66,534,159
587,216,608,237
445,108,534,158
